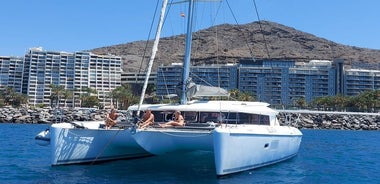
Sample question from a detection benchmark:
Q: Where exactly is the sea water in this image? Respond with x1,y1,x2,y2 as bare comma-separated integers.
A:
0,123,379,184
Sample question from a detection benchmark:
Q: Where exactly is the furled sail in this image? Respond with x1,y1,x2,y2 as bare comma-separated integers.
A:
187,82,229,98
175,79,229,100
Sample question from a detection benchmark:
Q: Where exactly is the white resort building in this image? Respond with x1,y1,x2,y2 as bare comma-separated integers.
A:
21,47,121,108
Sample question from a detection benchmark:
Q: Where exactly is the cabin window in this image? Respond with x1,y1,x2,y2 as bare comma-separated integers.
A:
131,110,170,123
238,113,250,123
164,112,175,122
258,115,270,125
183,111,197,123
200,112,226,123
223,112,270,125
151,111,164,122
224,112,239,124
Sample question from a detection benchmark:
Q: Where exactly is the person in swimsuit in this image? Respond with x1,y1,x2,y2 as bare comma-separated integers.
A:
139,109,155,129
105,108,118,129
159,111,185,127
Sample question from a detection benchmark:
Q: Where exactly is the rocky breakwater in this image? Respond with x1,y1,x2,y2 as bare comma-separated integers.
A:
1,107,380,130
278,112,380,130
0,107,108,124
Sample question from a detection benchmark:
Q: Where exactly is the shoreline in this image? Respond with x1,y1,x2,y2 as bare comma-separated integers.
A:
278,111,380,130
0,107,108,124
0,107,379,130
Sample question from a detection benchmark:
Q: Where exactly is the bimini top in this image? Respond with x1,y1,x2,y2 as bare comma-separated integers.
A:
128,100,278,116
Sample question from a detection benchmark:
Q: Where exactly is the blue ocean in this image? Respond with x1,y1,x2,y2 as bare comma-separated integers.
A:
0,123,379,184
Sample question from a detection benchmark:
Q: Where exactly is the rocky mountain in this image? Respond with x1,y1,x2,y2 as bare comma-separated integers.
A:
90,21,380,72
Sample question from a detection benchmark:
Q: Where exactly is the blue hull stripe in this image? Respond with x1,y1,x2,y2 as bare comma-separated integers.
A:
230,133,302,138
55,153,151,165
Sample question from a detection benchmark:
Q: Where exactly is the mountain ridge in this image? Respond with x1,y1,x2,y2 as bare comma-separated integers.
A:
90,21,380,72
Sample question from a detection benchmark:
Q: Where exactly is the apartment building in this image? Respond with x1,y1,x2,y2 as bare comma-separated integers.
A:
2,48,380,107
155,59,351,105
121,72,157,84
0,56,24,92
156,63,238,97
238,59,295,105
22,48,121,108
288,60,336,103
344,69,380,96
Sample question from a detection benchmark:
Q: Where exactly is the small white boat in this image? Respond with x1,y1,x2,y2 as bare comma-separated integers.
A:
35,128,50,146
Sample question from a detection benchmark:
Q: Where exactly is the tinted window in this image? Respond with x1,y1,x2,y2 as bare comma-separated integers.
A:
223,113,270,125
183,111,197,123
200,112,227,123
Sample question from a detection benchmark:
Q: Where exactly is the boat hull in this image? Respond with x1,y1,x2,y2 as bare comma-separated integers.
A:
132,128,214,155
213,125,302,176
50,123,150,165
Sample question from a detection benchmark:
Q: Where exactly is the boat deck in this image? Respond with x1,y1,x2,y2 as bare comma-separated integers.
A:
108,122,216,131
148,122,217,131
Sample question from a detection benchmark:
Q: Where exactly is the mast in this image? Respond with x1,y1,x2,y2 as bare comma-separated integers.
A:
180,0,195,105
137,0,168,116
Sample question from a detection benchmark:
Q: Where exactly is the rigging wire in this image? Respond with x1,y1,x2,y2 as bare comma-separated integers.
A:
225,0,256,62
251,0,274,104
189,1,225,101
138,0,160,75
252,0,271,59
90,129,122,165
161,0,177,103
138,0,176,103
139,1,185,102
139,0,175,77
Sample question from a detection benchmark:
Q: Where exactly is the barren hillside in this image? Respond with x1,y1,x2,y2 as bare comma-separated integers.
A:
90,21,380,72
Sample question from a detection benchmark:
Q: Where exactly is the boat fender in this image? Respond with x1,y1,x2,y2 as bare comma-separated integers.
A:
206,121,216,127
35,129,50,146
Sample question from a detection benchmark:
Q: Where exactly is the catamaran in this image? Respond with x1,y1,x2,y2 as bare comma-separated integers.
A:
129,0,303,176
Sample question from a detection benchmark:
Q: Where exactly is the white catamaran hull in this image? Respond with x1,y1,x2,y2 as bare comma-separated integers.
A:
50,123,150,165
132,128,214,155
213,125,302,176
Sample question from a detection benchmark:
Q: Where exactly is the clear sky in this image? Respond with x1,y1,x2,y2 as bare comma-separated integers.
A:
1,0,380,56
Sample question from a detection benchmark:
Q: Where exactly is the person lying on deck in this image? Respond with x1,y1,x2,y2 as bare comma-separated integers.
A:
159,111,185,127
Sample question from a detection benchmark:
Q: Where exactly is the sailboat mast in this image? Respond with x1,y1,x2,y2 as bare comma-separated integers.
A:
137,0,168,115
181,0,195,105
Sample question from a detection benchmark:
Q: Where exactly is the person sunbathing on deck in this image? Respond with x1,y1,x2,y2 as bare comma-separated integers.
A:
138,109,155,129
159,111,185,127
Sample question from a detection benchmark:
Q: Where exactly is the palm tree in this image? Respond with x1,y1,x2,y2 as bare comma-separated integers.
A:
334,94,349,111
229,89,240,100
80,87,99,108
109,84,138,110
0,87,16,105
237,91,256,101
374,90,380,112
49,84,71,108
294,97,307,109
0,87,29,107
13,93,29,107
